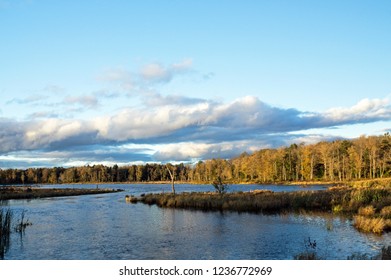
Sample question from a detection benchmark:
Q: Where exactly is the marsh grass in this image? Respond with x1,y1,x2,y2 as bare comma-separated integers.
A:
0,187,123,200
358,206,376,217
0,209,12,259
15,210,32,233
134,182,391,234
1,208,32,259
380,206,391,219
141,189,344,213
353,216,387,234
349,178,391,189
294,237,320,260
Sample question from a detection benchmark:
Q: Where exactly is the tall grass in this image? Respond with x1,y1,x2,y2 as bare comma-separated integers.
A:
15,210,32,233
294,237,320,260
380,206,391,219
139,186,391,215
0,209,13,259
0,208,32,259
133,182,391,234
353,216,387,234
140,190,339,213
358,206,376,217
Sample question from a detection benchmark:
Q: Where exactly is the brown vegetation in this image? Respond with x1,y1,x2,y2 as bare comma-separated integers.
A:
130,181,391,234
133,189,342,213
0,186,123,200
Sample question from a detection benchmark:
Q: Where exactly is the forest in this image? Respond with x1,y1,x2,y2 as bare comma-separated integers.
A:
0,134,390,185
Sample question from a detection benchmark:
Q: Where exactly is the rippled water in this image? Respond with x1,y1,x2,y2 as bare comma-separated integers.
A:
2,184,391,260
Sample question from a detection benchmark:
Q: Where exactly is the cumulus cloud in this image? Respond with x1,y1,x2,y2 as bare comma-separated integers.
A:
0,95,390,168
24,119,89,149
0,144,155,169
0,118,28,153
153,141,265,162
322,98,391,123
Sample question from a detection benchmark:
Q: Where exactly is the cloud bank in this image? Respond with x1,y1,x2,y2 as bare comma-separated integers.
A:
1,95,390,168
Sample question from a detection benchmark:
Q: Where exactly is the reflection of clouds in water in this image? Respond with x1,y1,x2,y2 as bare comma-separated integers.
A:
4,185,391,259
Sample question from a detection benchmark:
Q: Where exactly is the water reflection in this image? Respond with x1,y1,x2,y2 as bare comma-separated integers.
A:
2,184,391,260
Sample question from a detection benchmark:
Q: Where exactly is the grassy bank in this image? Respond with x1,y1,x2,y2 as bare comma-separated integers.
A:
129,181,391,234
0,186,124,200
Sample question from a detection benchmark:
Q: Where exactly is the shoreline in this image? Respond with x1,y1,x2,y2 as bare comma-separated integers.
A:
4,177,390,187
1,180,338,187
0,186,124,200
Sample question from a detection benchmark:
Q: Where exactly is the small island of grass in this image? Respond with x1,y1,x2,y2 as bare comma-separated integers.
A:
128,179,391,234
0,186,124,200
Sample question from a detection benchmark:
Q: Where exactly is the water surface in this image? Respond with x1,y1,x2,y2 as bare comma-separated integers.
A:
2,184,390,260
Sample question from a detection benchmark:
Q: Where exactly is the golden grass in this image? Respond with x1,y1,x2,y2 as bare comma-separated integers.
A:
138,185,391,214
349,178,391,188
353,215,387,234
130,180,391,234
380,206,391,219
358,206,376,217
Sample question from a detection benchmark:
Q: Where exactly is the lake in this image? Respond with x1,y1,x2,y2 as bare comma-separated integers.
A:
1,183,391,260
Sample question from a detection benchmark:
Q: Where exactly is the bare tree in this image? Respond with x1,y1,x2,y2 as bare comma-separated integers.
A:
166,164,176,194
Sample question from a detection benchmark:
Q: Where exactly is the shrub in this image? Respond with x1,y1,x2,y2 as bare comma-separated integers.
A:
380,206,391,219
212,176,229,194
358,206,376,217
353,215,386,234
332,205,343,213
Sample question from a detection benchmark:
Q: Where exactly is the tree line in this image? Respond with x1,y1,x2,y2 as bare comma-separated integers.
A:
0,134,390,185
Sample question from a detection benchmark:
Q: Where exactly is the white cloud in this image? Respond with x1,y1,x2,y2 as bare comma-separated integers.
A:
97,59,194,91
1,95,390,167
141,63,170,82
94,102,207,141
324,97,391,122
153,142,212,161
140,58,193,84
24,119,86,149
153,140,272,162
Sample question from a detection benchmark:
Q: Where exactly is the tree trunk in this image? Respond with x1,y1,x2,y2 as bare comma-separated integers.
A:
166,164,176,194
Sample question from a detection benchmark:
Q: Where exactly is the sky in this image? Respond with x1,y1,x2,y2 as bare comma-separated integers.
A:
0,0,391,169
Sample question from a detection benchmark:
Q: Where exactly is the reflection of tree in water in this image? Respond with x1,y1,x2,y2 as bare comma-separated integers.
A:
0,208,32,260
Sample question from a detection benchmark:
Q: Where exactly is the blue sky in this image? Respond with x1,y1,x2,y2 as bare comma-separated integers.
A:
1,0,390,168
